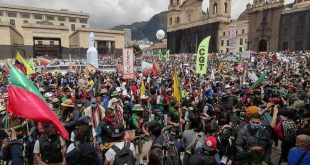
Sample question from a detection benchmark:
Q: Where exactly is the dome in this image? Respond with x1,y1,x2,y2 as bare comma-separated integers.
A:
238,3,251,20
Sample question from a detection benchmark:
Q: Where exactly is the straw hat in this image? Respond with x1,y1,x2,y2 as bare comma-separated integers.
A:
132,104,144,112
51,97,59,103
100,88,108,94
39,87,45,92
61,99,74,107
141,95,149,100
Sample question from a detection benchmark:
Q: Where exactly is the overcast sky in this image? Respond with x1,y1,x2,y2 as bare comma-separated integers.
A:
1,0,294,28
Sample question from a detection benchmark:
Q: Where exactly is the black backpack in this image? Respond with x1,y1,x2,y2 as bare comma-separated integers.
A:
111,142,135,165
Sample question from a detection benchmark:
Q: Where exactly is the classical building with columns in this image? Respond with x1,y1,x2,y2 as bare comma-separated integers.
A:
0,3,124,59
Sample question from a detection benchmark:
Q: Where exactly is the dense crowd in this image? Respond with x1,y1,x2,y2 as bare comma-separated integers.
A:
0,51,309,165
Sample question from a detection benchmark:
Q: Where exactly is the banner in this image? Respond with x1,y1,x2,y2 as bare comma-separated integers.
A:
158,49,162,61
195,36,211,74
165,50,170,62
229,25,237,52
122,48,134,79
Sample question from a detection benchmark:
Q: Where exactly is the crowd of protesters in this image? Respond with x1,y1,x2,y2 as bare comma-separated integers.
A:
0,50,309,165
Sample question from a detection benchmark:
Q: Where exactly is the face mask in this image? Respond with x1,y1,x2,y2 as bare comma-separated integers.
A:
250,123,261,130
77,104,82,108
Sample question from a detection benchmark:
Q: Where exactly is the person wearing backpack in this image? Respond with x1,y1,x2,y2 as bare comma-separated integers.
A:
104,123,135,165
66,123,101,165
271,106,297,164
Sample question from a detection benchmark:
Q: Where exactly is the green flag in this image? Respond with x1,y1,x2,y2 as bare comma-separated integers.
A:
158,49,162,61
165,50,170,62
195,36,211,74
27,58,36,72
250,68,269,89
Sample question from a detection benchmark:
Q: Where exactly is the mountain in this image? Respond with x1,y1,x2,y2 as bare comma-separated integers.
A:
112,11,167,42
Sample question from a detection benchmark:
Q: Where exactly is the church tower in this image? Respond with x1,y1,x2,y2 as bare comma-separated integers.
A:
209,0,231,19
167,0,181,29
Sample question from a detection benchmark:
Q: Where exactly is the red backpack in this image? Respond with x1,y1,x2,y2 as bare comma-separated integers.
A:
274,121,284,140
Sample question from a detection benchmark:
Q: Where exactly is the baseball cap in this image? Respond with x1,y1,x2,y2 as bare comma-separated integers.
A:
203,136,218,151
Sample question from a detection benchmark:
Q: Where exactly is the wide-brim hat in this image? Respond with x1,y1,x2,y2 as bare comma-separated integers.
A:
51,97,59,103
141,95,149,100
100,88,108,94
61,99,74,108
111,124,125,138
132,104,144,112
224,84,232,89
39,87,45,92
110,91,118,97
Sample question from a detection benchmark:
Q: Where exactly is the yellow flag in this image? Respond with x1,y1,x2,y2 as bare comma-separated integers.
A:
140,80,145,97
86,64,96,74
173,68,181,102
16,52,35,75
218,63,223,72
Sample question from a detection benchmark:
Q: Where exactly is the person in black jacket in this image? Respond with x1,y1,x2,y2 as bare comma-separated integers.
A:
235,113,272,165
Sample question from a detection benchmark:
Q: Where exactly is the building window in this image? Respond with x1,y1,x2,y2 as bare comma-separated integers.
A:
21,13,30,18
177,0,180,5
50,41,54,45
38,41,43,45
224,2,228,13
245,39,247,44
213,3,218,14
221,40,224,46
283,42,288,50
10,19,15,26
8,11,17,17
240,38,243,45
82,25,86,28
236,30,238,35
60,23,65,26
221,50,223,53
239,47,243,52
169,17,172,25
226,40,229,46
80,18,87,23
0,11,3,16
69,17,76,22
242,29,245,34
46,15,54,21
34,14,43,20
71,24,76,31
223,32,226,36
23,20,28,24
176,17,180,24
226,48,229,52
58,16,66,22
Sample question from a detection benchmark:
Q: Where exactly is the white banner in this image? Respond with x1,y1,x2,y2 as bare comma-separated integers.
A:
122,48,134,79
229,25,237,52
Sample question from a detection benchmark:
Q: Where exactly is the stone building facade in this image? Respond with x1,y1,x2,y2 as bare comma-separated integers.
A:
0,3,124,59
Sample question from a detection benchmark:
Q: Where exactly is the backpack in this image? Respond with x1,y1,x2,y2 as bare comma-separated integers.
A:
274,121,284,140
112,142,135,165
76,143,98,165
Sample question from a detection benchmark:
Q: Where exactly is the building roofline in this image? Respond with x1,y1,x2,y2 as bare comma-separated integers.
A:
0,3,89,18
70,28,125,37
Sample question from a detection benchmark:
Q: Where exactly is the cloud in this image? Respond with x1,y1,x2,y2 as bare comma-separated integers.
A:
1,0,294,28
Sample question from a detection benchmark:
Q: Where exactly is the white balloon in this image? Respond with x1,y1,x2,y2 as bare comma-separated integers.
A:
202,0,209,14
156,30,165,40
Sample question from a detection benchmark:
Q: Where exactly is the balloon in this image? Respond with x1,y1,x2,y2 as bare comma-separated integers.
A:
156,30,165,40
202,0,209,14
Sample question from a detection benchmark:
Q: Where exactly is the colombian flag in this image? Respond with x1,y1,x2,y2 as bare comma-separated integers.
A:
15,52,35,75
7,64,68,139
